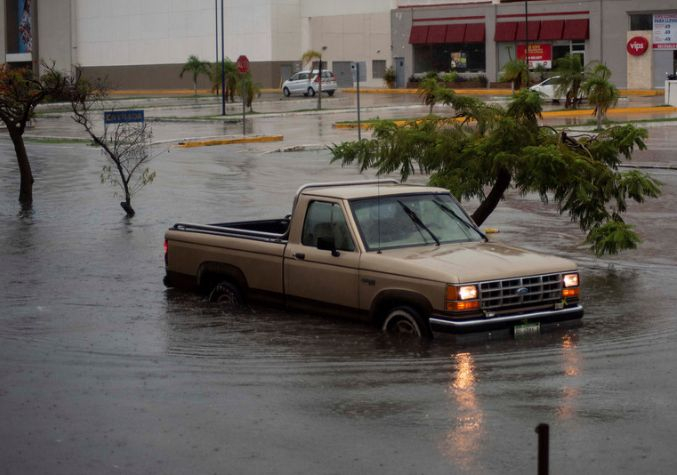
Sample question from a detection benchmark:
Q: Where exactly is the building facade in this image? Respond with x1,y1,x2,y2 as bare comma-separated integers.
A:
392,0,677,89
2,0,677,89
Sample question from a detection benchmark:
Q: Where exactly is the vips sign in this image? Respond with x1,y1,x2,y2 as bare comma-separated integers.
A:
654,14,677,50
627,36,649,56
517,44,553,69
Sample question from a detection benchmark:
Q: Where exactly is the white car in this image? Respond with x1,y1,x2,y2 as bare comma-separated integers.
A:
282,70,337,97
529,76,565,101
530,76,584,103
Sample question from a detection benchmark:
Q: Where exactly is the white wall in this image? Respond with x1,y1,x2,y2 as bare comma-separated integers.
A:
74,0,298,66
300,0,396,18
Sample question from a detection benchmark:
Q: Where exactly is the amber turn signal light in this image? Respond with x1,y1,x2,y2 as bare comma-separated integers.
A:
446,300,481,312
562,287,579,298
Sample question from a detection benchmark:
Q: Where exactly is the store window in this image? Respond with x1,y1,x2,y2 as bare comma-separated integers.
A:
552,41,585,67
630,14,653,31
372,60,386,79
414,43,486,73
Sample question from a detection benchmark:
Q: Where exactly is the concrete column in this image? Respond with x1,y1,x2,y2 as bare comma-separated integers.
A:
626,31,652,89
0,0,6,62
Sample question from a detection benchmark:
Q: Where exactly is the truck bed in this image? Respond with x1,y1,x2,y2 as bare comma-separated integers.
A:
172,218,290,242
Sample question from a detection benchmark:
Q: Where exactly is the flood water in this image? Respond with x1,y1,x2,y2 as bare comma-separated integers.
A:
2,126,677,474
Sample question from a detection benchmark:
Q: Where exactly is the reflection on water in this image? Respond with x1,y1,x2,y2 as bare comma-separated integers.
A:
442,352,484,472
557,333,581,421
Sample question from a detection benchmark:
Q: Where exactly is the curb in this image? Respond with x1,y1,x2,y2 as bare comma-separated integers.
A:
178,135,283,148
343,87,662,97
334,106,677,128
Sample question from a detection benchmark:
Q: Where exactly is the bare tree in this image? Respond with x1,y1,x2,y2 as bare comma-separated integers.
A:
67,73,156,217
0,63,66,208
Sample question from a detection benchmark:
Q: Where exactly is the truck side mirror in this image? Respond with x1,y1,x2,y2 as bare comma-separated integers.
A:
317,237,340,257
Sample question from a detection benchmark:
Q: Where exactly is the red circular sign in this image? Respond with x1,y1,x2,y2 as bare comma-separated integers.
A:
627,36,649,56
236,55,250,73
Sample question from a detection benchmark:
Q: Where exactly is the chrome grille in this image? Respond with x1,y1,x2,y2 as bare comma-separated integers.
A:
479,273,562,310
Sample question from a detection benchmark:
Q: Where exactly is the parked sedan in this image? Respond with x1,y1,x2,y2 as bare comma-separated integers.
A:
530,76,584,103
282,70,337,97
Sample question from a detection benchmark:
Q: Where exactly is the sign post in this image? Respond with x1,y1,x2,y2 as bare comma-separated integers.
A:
236,55,250,136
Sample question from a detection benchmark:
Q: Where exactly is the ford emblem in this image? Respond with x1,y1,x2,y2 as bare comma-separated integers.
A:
516,287,529,295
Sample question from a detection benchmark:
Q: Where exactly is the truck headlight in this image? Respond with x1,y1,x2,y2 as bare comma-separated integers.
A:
562,273,580,298
446,284,480,312
563,273,579,288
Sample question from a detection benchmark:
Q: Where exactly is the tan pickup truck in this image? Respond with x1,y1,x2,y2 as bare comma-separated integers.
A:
164,181,582,337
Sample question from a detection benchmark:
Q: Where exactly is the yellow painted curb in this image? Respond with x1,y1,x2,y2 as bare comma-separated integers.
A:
343,87,513,96
335,106,677,129
542,105,677,118
178,135,283,148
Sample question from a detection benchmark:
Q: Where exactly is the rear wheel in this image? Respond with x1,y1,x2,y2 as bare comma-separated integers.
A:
382,306,431,339
308,87,316,97
327,90,335,97
209,281,243,306
283,87,290,97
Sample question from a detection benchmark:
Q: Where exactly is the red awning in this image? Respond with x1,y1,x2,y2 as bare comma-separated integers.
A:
427,25,447,44
445,24,466,43
495,22,518,42
409,25,429,44
539,20,565,41
464,23,485,43
562,19,589,40
515,21,541,41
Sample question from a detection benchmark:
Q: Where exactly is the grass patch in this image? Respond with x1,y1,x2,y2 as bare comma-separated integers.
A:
24,136,92,144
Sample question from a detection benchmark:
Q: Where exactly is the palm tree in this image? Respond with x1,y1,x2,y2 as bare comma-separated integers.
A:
417,76,441,114
179,55,210,95
554,54,585,109
210,59,237,102
237,73,262,112
499,59,529,92
582,62,619,130
301,49,324,110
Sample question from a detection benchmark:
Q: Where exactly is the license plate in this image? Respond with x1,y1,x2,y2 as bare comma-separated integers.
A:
513,321,541,338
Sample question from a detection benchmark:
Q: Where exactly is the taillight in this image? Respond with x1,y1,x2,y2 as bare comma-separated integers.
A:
314,76,320,83
164,239,168,266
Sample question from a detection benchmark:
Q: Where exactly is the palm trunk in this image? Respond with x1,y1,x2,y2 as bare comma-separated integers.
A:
471,167,512,226
596,108,603,130
9,128,33,206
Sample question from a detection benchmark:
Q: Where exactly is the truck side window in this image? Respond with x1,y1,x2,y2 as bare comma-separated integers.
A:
302,201,355,252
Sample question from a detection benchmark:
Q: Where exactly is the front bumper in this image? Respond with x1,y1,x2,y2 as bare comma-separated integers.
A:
429,304,583,333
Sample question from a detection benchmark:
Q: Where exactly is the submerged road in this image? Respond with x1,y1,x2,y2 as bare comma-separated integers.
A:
1,97,677,474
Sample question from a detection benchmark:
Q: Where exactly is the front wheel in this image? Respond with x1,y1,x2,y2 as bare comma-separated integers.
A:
283,87,290,97
382,306,431,339
307,87,316,97
209,281,244,306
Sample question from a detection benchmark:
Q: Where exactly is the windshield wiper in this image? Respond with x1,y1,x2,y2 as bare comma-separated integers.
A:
432,199,487,241
397,200,440,246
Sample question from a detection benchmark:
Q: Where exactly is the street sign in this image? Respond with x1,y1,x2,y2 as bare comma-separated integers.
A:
104,110,144,124
236,55,250,74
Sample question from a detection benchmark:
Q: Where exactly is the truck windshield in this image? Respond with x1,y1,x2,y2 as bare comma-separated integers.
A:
351,193,484,251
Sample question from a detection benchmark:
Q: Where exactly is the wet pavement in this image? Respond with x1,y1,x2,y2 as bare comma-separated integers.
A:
2,93,677,474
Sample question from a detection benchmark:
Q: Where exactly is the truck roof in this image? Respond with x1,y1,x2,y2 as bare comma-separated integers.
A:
301,183,449,200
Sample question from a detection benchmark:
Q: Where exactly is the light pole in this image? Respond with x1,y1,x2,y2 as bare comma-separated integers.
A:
220,0,226,116
525,0,530,78
318,46,327,111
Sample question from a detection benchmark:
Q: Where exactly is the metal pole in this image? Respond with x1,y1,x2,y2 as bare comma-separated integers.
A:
536,423,549,475
525,0,529,77
242,78,246,136
220,0,226,116
215,0,218,65
356,62,361,141
318,55,322,111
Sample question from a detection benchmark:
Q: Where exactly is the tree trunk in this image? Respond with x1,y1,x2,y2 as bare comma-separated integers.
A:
596,108,603,130
9,127,33,206
470,167,512,226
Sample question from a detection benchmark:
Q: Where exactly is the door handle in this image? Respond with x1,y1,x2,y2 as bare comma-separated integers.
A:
293,252,305,260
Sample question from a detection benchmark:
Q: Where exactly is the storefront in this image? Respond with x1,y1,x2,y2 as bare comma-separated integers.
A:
391,0,677,90
409,21,486,73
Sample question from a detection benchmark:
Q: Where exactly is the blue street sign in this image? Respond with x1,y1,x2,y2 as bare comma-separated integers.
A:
104,110,145,124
